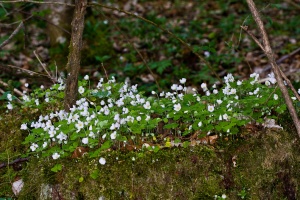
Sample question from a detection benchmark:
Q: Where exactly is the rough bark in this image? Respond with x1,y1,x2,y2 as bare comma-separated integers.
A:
245,0,300,137
64,0,87,112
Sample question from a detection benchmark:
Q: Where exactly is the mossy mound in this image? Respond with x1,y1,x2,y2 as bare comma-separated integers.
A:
1,119,299,199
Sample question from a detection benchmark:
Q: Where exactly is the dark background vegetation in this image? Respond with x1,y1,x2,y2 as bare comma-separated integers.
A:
1,0,300,93
1,0,300,199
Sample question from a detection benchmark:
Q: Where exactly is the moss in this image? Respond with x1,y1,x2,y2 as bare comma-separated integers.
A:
1,109,299,200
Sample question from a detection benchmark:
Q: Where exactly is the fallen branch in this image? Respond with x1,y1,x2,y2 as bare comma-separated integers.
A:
0,157,29,169
0,21,23,49
245,0,300,137
0,79,24,97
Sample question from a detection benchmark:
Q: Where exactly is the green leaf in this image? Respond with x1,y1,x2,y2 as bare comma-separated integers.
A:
90,169,100,179
100,140,112,151
164,123,178,129
92,91,110,98
183,141,190,148
51,164,62,172
78,177,84,183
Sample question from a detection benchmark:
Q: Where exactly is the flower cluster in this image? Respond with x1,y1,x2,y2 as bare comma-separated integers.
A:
1,72,293,163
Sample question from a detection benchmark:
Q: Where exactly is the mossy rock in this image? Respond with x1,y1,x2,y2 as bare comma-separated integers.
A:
0,129,294,199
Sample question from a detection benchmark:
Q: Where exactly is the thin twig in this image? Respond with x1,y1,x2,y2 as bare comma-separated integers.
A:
0,0,74,6
101,63,109,81
0,21,23,49
245,0,300,137
33,50,56,83
0,79,24,96
240,25,265,51
279,68,300,101
261,46,300,73
0,157,29,169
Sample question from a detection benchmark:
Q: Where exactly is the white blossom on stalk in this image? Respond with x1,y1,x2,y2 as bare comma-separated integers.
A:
7,103,13,110
201,83,208,91
20,123,27,130
30,143,38,151
82,137,88,144
111,131,117,139
179,78,186,84
7,94,12,101
143,101,151,109
174,103,181,112
208,105,214,112
198,121,202,127
52,152,60,160
274,94,278,100
84,75,89,80
78,86,85,94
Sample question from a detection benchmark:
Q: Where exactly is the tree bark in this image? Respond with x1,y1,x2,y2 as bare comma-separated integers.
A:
245,0,300,137
64,0,87,112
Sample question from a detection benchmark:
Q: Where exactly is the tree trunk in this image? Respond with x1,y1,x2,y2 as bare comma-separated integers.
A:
64,0,87,112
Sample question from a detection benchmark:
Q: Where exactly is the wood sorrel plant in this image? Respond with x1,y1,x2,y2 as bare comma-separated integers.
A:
2,73,294,163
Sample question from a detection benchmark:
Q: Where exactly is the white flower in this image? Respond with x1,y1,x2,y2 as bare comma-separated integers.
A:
265,80,270,86
136,116,141,121
143,101,151,109
222,194,227,199
75,121,84,131
179,78,186,84
145,115,150,121
35,99,39,106
25,83,29,88
237,80,242,86
84,75,89,80
216,99,222,104
52,152,60,160
20,123,27,130
111,131,117,140
291,97,296,100
274,94,278,100
57,132,67,141
23,95,30,102
40,85,44,89
174,103,181,112
298,88,300,95
78,86,85,94
201,83,207,91
206,91,210,96
7,94,12,101
82,137,88,144
42,142,47,148
151,91,156,95
171,84,178,91
176,85,183,91
268,73,276,84
230,88,236,95
213,89,218,94
30,143,38,151
198,121,202,127
89,131,95,138
224,74,234,83
208,105,214,112
99,157,106,165
223,114,228,120
219,115,222,120
7,103,13,110
204,51,210,57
